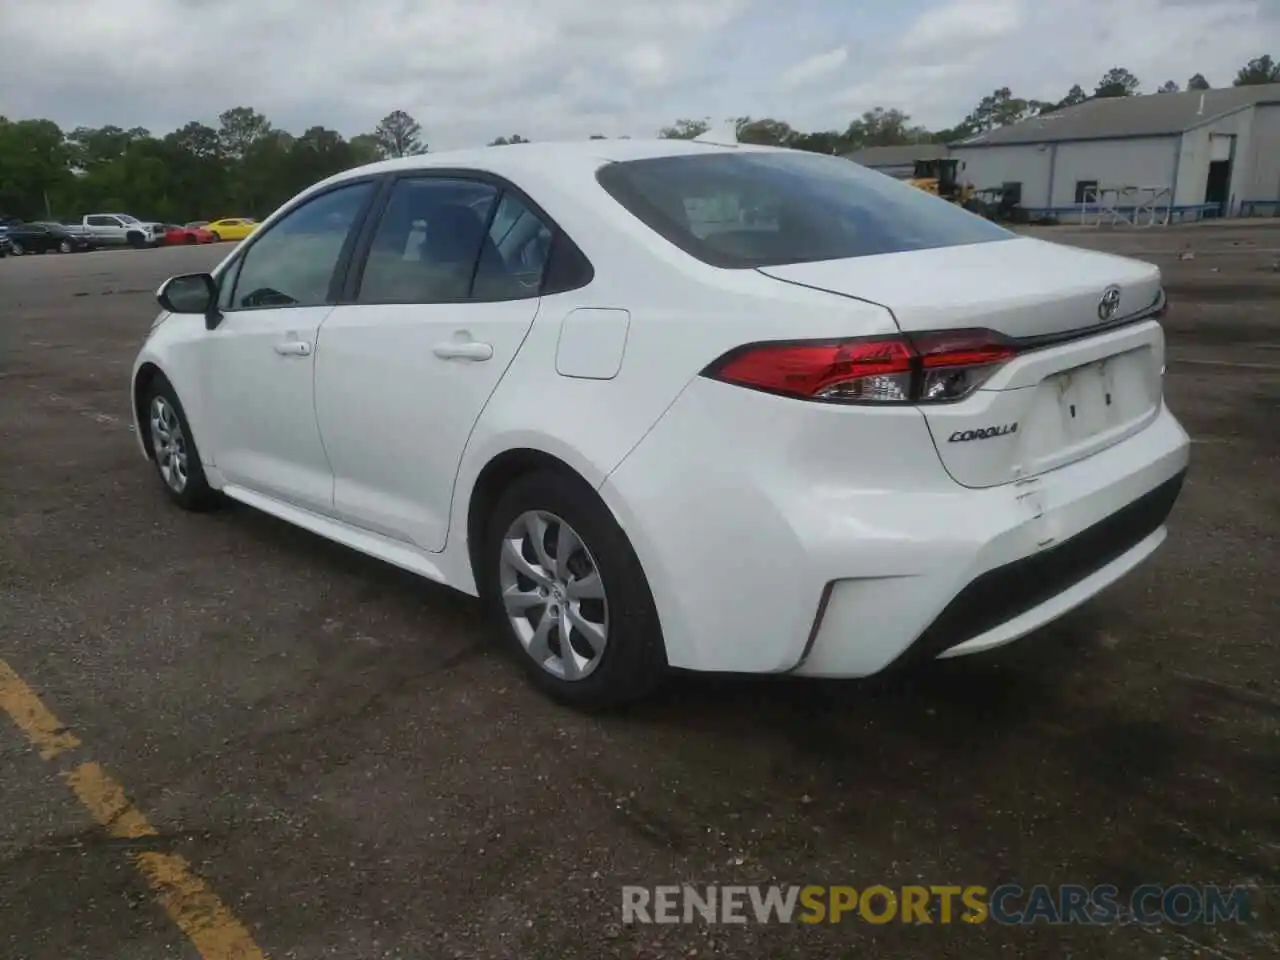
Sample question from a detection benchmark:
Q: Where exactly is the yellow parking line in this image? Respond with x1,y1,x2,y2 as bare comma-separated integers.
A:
0,658,268,959
64,762,158,840
135,852,266,960
0,659,81,759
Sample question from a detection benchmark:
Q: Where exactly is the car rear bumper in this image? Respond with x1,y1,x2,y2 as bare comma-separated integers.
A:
600,377,1190,677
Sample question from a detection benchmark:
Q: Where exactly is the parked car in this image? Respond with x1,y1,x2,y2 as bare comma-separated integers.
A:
0,223,11,257
5,221,99,254
82,213,159,248
161,224,215,246
203,218,258,242
131,140,1190,708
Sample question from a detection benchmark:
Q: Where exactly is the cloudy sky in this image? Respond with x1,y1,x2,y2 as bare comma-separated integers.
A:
0,0,1275,148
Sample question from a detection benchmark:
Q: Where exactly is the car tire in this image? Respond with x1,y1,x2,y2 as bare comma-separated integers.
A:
10,241,23,256
482,469,667,709
143,375,219,512
127,232,146,249
58,239,72,253
210,231,222,242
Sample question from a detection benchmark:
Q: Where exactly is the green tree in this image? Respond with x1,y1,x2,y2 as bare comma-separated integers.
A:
349,134,383,165
1187,73,1211,90
790,130,853,154
846,107,929,147
1040,84,1089,115
0,117,73,219
961,89,1042,132
658,118,710,139
1233,55,1279,86
733,117,797,147
1094,67,1140,98
488,134,530,146
217,107,272,161
373,110,426,157
1158,80,1180,94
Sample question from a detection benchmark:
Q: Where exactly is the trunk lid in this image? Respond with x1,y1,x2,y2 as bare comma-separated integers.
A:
758,236,1162,337
759,236,1167,488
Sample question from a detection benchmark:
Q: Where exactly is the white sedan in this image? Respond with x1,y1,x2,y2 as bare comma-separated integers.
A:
132,137,1190,707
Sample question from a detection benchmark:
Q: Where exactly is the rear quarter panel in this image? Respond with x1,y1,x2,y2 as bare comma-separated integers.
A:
447,158,900,585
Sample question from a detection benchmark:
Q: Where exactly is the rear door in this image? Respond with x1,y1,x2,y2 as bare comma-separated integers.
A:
760,236,1166,487
87,215,125,244
313,173,549,551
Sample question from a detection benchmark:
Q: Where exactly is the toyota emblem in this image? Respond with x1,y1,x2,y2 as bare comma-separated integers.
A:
1098,286,1122,321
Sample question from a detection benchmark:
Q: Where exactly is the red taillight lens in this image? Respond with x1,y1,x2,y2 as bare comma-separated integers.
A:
704,329,1019,404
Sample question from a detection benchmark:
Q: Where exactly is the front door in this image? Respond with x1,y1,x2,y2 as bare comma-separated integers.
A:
314,175,552,550
203,179,377,514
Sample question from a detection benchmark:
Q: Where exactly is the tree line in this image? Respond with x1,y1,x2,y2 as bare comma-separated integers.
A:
1,55,1275,224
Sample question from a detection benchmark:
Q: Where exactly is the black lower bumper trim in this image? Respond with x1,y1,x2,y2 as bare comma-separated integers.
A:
891,468,1187,669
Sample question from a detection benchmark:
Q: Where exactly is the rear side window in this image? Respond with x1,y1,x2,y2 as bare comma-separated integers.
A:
471,193,553,300
354,176,583,303
595,151,1013,268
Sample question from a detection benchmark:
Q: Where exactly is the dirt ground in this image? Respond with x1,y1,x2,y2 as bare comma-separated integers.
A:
0,222,1276,959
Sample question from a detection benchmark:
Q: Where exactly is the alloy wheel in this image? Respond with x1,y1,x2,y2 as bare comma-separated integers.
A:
149,396,189,494
498,510,609,681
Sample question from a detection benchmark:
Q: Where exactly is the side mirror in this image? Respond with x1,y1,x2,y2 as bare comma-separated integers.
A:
157,273,216,316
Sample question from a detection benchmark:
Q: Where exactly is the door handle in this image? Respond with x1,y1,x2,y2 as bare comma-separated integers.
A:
433,340,493,361
274,340,312,357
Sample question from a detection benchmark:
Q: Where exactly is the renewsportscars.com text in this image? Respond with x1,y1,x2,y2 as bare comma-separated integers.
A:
621,884,1251,926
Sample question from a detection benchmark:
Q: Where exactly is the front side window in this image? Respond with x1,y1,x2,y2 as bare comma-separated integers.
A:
596,150,1014,268
357,177,499,304
229,181,373,310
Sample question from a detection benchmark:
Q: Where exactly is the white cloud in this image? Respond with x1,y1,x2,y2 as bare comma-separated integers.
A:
0,0,752,147
827,0,1272,129
780,47,849,90
622,44,672,87
898,0,1024,55
0,0,1274,147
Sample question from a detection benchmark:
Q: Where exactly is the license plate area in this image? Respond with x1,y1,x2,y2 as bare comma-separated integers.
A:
1020,346,1159,464
1056,359,1113,443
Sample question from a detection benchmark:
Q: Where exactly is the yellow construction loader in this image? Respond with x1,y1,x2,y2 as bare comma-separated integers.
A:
907,158,984,212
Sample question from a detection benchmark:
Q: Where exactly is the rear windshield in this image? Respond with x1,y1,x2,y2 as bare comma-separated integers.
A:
595,150,1013,268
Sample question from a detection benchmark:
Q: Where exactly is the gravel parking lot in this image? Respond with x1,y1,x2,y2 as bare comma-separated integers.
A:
1,225,1277,959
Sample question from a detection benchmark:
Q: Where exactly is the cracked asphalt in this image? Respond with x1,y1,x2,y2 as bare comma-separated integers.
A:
1,223,1277,959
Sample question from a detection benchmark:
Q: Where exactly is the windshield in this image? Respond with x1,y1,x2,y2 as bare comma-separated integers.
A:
595,150,1013,269
117,215,140,224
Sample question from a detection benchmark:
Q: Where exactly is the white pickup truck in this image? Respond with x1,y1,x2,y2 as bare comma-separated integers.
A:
81,214,161,248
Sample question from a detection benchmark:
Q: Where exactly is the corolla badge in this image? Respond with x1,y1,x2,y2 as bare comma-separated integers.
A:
1097,285,1122,322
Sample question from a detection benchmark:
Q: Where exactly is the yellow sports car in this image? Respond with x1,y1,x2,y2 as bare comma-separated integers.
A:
205,218,258,242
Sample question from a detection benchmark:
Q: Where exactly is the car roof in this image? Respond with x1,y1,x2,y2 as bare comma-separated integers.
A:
333,137,772,184
272,138,794,262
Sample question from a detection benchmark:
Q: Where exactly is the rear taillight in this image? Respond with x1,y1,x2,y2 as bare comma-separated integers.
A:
703,329,1019,404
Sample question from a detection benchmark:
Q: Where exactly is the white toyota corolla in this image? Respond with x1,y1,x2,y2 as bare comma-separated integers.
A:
132,137,1189,707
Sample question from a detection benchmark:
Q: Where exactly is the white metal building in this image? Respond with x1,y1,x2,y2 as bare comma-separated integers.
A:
948,84,1280,219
